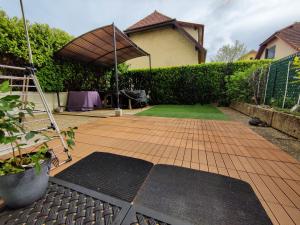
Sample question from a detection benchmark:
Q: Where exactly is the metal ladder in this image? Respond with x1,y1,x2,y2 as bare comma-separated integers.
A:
0,64,72,167
0,0,72,167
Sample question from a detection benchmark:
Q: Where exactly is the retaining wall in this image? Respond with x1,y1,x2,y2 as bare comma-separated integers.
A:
230,102,300,139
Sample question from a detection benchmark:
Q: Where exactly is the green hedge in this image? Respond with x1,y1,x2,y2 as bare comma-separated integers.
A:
120,60,270,105
0,9,271,103
0,10,102,92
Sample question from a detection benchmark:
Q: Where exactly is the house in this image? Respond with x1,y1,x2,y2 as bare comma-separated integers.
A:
256,22,300,59
124,11,206,69
239,50,257,60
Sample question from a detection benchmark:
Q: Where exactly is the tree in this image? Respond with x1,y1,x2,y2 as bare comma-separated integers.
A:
212,40,247,62
0,9,101,92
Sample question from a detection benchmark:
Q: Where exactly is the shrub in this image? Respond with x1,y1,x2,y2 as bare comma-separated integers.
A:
270,97,296,109
120,60,271,105
226,64,270,104
0,10,101,92
292,56,300,84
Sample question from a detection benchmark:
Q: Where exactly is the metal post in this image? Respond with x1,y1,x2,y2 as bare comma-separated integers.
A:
282,61,291,108
148,55,152,72
147,54,152,108
0,64,26,71
20,0,33,65
263,64,271,105
112,23,120,109
257,67,263,100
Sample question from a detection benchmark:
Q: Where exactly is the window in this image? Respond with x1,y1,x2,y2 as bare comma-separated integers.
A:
265,45,276,59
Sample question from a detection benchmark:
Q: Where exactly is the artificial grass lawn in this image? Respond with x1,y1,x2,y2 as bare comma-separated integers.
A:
137,104,229,120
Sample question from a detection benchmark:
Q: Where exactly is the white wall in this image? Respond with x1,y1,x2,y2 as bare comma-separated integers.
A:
5,91,68,112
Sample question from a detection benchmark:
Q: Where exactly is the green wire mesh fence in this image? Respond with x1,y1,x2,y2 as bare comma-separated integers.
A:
264,52,300,108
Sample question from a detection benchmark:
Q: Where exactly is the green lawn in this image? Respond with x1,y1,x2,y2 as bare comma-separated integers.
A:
137,104,229,120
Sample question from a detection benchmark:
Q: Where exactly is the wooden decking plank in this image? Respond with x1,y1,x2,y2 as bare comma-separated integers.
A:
272,177,300,208
198,150,208,165
267,202,296,225
229,155,246,171
274,161,300,180
221,154,236,170
49,115,299,225
260,175,295,207
260,200,280,225
285,179,300,196
217,167,229,176
213,152,226,168
227,169,240,179
237,171,263,200
248,173,278,203
206,152,217,166
284,206,300,225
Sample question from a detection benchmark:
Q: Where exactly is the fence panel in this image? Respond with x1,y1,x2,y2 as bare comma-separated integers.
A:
264,52,300,108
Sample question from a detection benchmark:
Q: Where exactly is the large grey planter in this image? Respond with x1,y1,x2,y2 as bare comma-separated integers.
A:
0,152,51,208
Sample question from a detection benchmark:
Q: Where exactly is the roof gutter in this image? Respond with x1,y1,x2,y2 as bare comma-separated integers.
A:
124,19,176,34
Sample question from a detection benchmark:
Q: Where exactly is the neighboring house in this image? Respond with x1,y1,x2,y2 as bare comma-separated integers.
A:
124,10,206,69
256,22,300,59
239,50,257,60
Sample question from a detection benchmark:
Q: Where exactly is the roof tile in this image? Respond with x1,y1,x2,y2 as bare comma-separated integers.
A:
125,10,173,31
277,22,300,50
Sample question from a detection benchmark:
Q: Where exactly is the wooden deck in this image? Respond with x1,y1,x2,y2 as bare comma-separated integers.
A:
50,116,300,225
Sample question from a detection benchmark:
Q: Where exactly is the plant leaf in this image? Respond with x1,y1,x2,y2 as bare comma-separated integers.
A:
25,131,38,140
1,95,20,101
0,81,10,93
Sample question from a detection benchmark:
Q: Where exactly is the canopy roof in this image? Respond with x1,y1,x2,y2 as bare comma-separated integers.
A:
56,24,149,68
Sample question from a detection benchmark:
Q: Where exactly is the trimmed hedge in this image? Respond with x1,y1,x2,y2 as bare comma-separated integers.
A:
120,60,270,105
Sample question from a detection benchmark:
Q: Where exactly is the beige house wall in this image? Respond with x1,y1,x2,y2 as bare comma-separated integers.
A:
182,27,199,42
126,27,199,69
259,38,297,59
239,52,257,60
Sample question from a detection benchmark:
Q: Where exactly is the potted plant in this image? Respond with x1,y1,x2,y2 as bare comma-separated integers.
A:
0,80,76,208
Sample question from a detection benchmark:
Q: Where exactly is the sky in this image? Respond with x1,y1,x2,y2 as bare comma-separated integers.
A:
1,0,299,60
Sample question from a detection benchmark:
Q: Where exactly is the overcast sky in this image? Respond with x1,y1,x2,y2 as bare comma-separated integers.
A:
1,0,299,60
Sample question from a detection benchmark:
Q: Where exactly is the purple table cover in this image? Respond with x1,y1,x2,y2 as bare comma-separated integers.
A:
67,91,101,111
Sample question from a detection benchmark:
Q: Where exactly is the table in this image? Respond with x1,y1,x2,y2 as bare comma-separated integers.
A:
0,160,272,225
67,91,101,111
0,177,189,225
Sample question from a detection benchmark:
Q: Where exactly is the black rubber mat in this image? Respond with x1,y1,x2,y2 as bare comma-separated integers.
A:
121,204,193,225
134,164,273,225
55,152,153,202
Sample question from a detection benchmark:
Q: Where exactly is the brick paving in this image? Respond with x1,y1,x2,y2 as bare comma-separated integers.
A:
46,115,299,225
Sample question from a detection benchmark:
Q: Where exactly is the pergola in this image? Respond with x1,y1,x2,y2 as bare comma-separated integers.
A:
56,23,151,109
